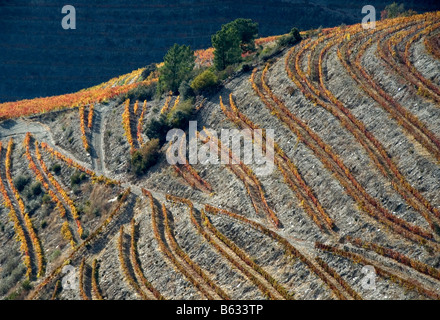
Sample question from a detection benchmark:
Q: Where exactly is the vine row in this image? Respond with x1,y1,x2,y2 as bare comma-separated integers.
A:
315,242,440,300
166,194,294,300
204,204,358,300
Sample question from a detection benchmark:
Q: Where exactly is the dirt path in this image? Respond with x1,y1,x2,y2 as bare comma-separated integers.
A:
91,102,117,176
90,108,103,174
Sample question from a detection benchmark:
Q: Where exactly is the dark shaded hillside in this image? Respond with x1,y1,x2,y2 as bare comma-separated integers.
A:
1,0,439,102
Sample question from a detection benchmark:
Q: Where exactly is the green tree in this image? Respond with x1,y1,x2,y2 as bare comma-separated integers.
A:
212,24,242,71
159,44,195,94
229,18,259,52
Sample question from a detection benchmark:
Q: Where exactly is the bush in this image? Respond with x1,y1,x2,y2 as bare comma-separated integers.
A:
80,229,89,240
71,171,87,187
217,65,235,81
14,175,30,192
51,164,62,175
27,199,41,215
49,249,61,262
167,99,194,128
124,82,157,101
277,27,302,48
145,114,169,144
381,2,416,20
178,80,194,100
30,182,42,196
259,45,278,61
145,98,195,145
190,69,219,94
131,139,160,176
141,63,158,80
241,64,252,73
21,280,32,291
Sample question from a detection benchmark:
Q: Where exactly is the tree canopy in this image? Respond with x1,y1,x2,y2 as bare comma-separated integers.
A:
228,18,259,52
158,44,195,94
212,24,242,71
212,18,259,70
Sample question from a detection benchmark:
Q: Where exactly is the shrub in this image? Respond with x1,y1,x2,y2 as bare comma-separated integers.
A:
141,63,157,80
5,291,20,300
27,199,41,215
21,280,32,291
167,99,194,128
30,182,42,196
40,220,48,229
80,229,89,240
145,114,169,144
259,45,278,61
178,80,194,100
241,64,252,73
49,249,61,262
124,82,157,101
14,175,30,192
51,164,62,175
71,171,87,187
381,2,416,19
277,27,302,48
131,139,161,176
190,69,219,93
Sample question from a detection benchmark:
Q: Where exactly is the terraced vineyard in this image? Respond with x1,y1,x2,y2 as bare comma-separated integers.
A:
0,12,440,300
